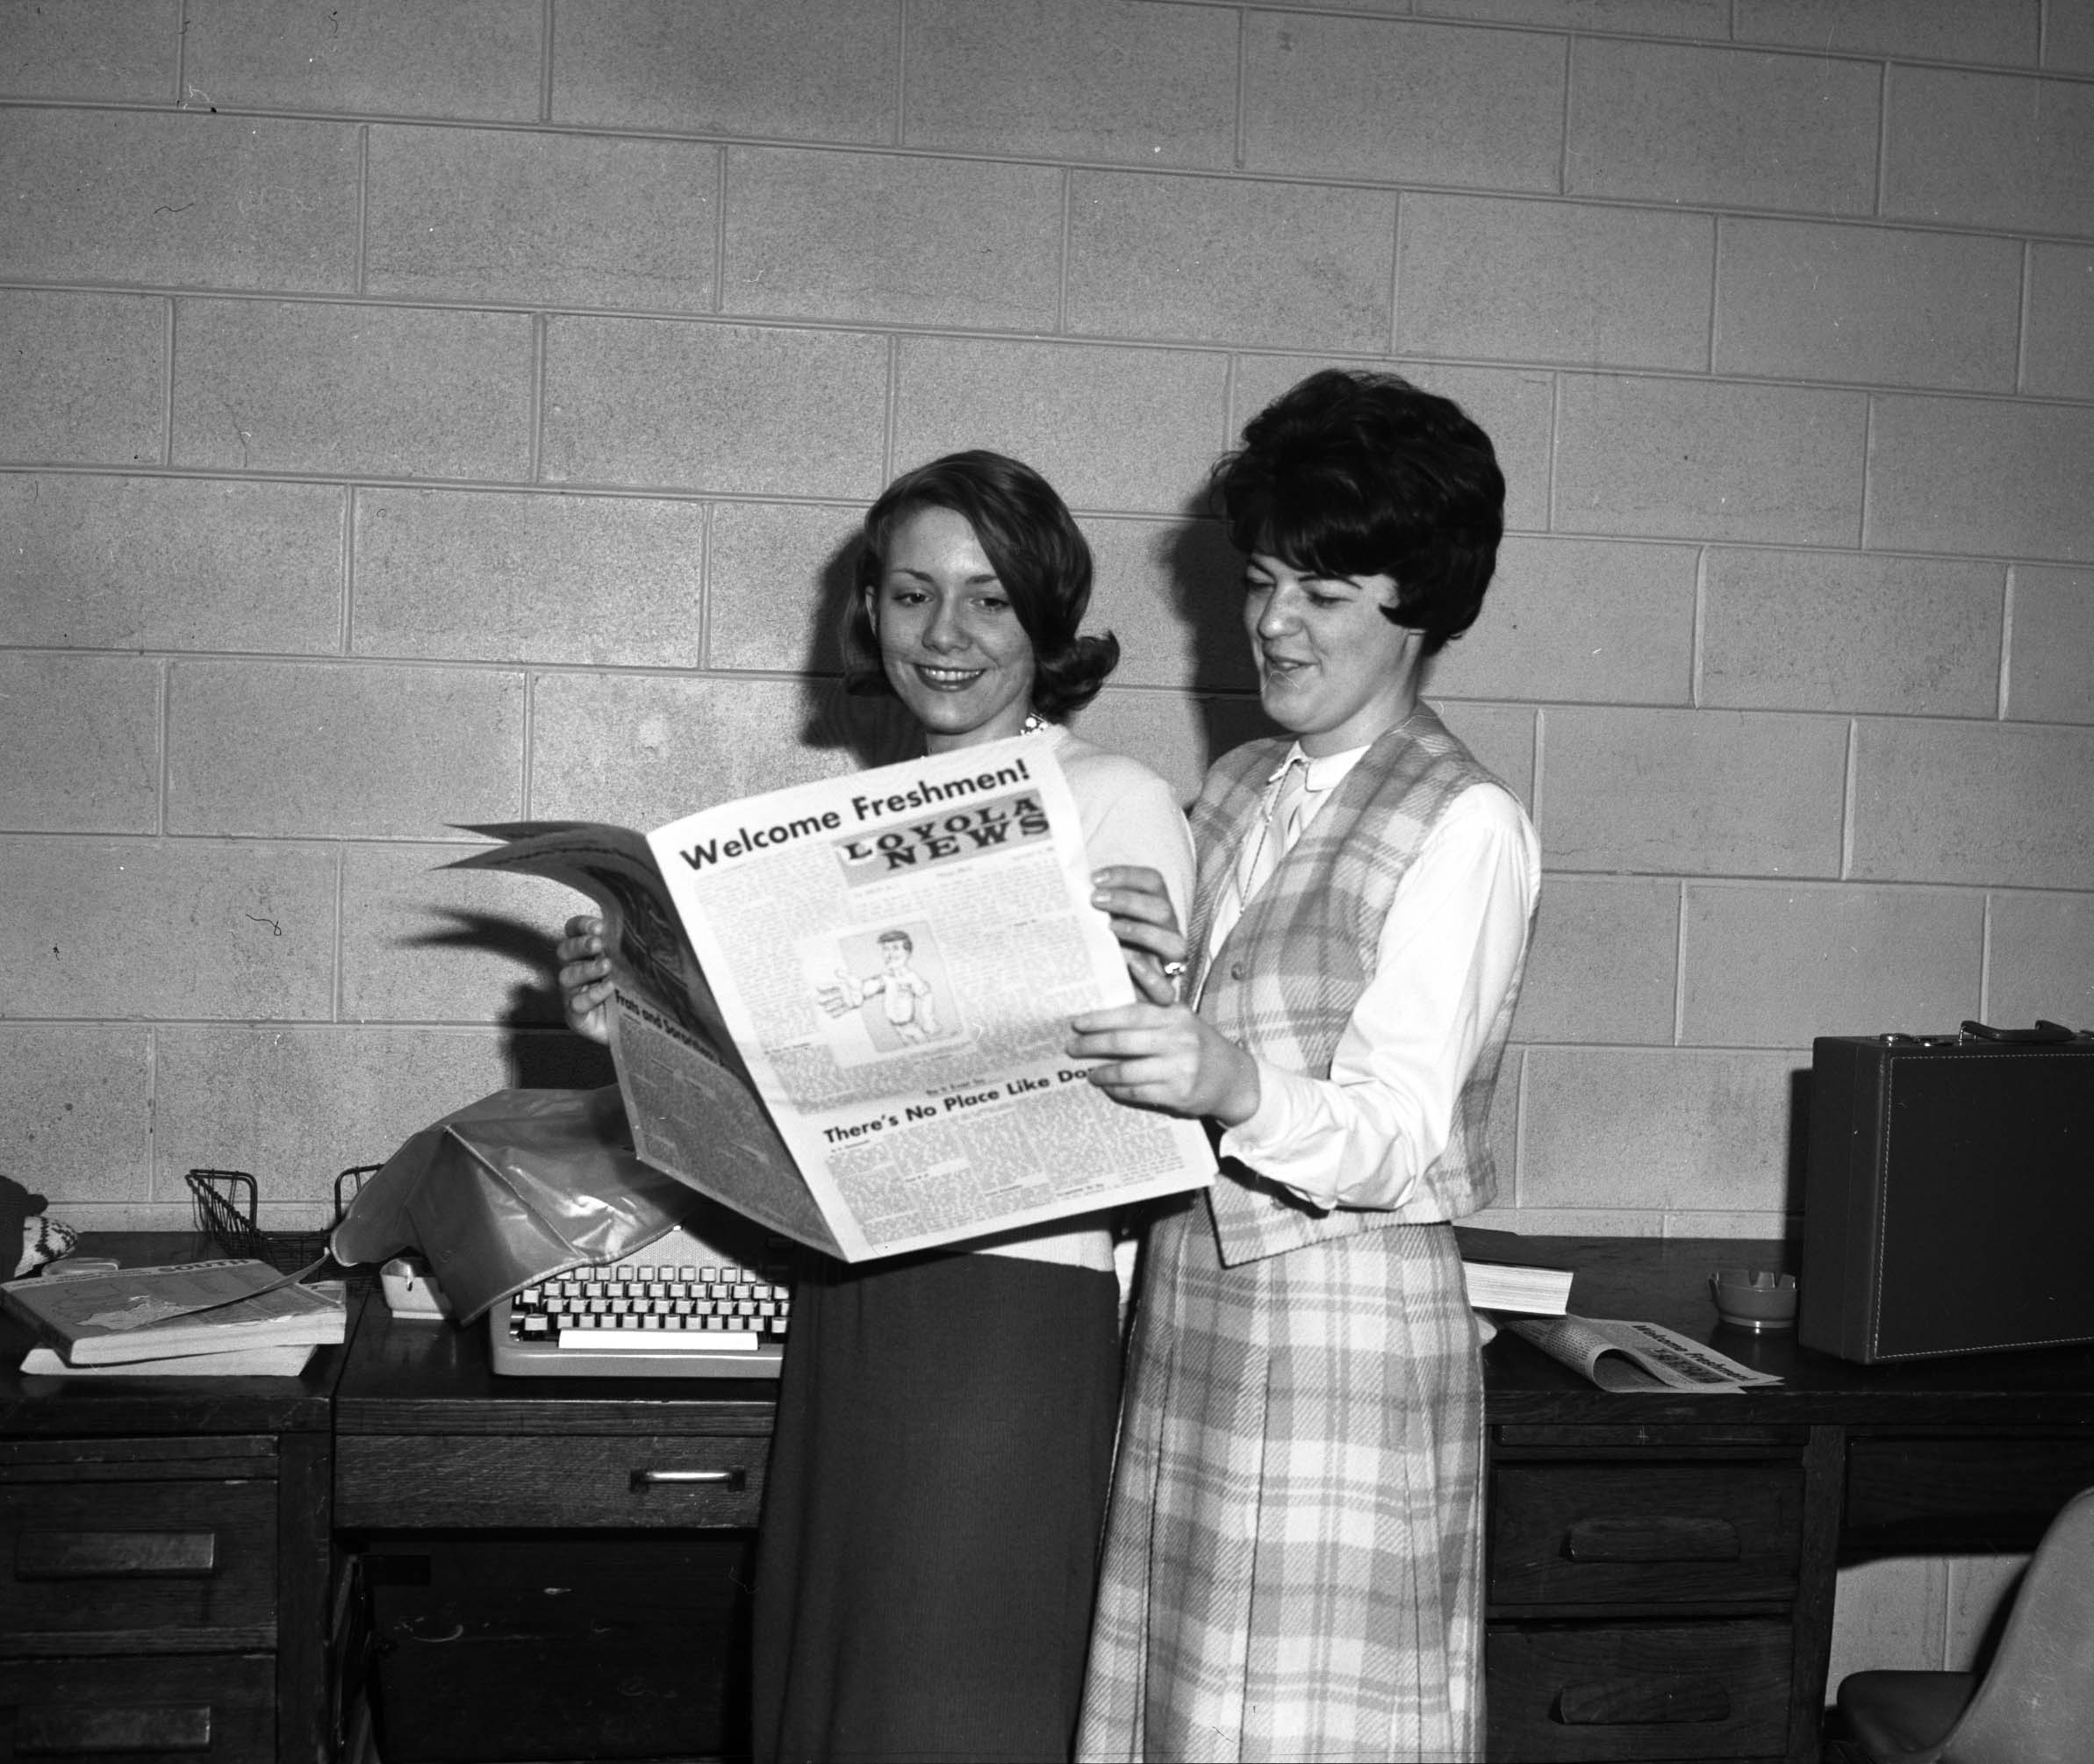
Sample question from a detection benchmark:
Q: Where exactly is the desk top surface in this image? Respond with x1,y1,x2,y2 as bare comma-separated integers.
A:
8,1232,2092,1440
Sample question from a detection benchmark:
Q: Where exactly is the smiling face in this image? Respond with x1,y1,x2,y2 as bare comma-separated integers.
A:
865,504,1038,753
1243,552,1422,757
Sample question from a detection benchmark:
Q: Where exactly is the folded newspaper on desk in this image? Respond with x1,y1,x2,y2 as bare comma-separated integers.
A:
1505,1315,1782,1393
455,735,1216,1264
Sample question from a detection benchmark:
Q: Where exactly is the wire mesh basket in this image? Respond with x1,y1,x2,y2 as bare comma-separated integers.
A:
184,1165,381,1279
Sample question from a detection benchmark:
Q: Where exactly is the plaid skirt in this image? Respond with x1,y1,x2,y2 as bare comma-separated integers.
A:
1078,1200,1486,1764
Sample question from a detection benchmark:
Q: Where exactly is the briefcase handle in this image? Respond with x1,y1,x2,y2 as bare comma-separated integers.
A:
1960,1019,2083,1043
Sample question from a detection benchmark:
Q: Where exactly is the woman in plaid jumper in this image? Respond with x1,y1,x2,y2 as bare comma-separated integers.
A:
1069,369,1540,1762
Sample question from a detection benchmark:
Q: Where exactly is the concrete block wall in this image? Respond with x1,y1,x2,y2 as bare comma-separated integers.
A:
5,0,2092,1259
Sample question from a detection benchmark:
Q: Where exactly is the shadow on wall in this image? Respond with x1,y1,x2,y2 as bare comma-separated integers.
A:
1152,497,1273,780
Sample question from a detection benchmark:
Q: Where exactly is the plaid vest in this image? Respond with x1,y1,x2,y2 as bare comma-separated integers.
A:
1188,702,1530,1267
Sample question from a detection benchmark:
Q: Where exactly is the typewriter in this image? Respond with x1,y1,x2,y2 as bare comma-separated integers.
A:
489,1211,793,1380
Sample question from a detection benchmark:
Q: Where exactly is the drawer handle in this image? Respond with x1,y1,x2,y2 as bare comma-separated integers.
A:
15,1703,212,1753
1554,1676,1732,1726
1562,1517,1740,1563
16,1530,218,1579
629,1467,747,1490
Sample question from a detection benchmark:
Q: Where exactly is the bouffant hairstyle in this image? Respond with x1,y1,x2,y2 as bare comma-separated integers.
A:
1210,369,1504,656
842,450,1119,718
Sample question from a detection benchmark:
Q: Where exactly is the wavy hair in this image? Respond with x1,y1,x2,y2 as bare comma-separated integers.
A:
1210,369,1504,656
842,451,1119,717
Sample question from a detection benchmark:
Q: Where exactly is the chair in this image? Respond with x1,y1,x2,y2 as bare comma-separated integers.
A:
1834,1484,2094,1763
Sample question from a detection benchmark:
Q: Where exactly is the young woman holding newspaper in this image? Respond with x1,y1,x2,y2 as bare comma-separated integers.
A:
1068,369,1541,1763
556,451,1193,1764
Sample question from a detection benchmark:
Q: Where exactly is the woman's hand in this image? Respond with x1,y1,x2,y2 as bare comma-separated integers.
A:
1068,1000,1261,1128
1091,864,1188,1006
555,914,613,1045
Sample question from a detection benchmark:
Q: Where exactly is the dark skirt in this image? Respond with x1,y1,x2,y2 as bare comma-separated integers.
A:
752,1248,1122,1764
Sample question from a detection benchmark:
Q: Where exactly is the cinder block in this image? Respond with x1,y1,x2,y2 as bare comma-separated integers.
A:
171,299,534,482
0,836,336,1021
1399,196,1713,372
1866,395,2094,562
341,842,572,1026
1827,1560,1951,1691
0,0,176,101
1242,13,1564,191
166,659,525,838
354,488,707,667
542,318,887,498
724,148,1063,331
707,499,866,675
1431,535,1697,707
1425,0,1728,38
2023,245,2094,398
1509,874,1680,1046
1067,171,1394,353
181,0,542,120
1080,515,1248,694
1735,0,2040,64
0,111,358,292
1438,702,1536,806
1567,39,1879,213
1715,219,2020,393
528,672,857,829
1518,1046,1802,1214
365,126,719,313
1987,891,2094,1026
1,475,345,654
1851,719,2094,889
0,290,165,467
904,0,1236,167
1703,549,2004,716
0,655,161,834
2048,0,2094,72
2005,566,2094,725
1539,706,1847,877
1681,881,1983,1046
1555,376,1868,546
1884,66,2094,235
892,336,1230,517
1230,357,1557,536
552,0,898,142
1944,1558,2037,1674
154,1024,520,1205
0,1025,152,1204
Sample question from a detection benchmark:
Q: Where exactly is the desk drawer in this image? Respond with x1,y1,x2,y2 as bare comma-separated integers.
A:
336,1434,765,1528
0,1478,276,1650
1486,1619,1791,1761
0,1653,274,1761
1490,1465,1802,1607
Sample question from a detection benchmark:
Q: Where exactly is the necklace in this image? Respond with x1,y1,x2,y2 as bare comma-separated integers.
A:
1022,713,1051,735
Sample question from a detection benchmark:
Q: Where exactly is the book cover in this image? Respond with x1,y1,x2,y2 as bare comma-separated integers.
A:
0,1259,346,1366
19,1341,320,1378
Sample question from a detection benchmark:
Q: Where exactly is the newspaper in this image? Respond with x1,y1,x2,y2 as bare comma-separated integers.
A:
1504,1315,1782,1394
455,735,1215,1262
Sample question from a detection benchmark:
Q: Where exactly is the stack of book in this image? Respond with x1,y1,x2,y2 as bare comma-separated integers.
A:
2,1257,347,1377
1457,1228,1576,1316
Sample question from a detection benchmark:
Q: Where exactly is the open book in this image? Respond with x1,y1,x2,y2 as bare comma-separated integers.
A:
455,736,1215,1264
1504,1314,1782,1393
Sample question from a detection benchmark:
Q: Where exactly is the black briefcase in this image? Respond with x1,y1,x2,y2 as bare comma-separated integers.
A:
1799,1022,2094,1365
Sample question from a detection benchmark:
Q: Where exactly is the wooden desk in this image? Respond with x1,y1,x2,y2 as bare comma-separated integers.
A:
11,1235,2094,1762
0,1232,351,1764
1482,1237,2094,1763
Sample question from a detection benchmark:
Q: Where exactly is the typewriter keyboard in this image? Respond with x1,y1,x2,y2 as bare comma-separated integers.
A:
491,1222,792,1379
